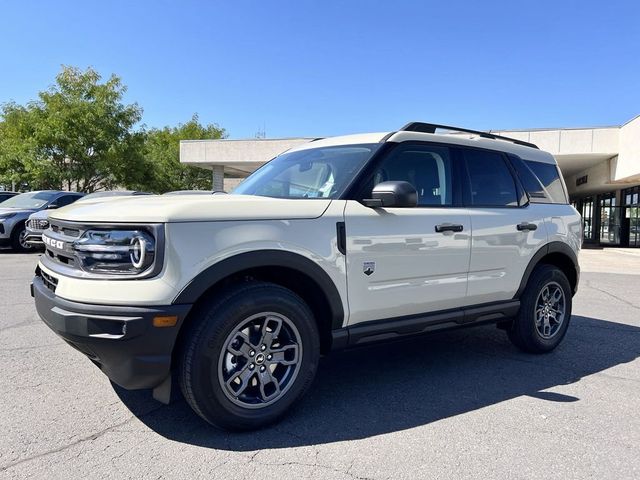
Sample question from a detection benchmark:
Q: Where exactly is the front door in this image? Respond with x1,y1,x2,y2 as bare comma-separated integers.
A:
344,143,471,325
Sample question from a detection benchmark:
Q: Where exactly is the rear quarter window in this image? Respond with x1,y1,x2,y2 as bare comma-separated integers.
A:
510,156,568,204
525,160,568,204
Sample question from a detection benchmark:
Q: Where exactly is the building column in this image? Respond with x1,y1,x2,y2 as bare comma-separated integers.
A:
212,165,224,191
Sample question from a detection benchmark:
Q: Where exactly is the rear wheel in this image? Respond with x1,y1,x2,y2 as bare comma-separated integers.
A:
508,264,572,353
10,223,33,252
179,282,320,430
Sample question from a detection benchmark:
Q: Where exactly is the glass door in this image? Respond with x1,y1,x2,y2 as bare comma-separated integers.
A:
623,187,640,248
599,193,621,245
580,197,595,243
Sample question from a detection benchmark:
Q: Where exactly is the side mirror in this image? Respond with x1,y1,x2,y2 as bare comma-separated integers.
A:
47,203,59,209
362,181,418,208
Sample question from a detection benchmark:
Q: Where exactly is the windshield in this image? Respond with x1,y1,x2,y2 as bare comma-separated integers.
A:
1,191,57,209
232,144,381,199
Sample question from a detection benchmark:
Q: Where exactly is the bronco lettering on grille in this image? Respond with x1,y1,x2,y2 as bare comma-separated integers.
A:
42,235,65,250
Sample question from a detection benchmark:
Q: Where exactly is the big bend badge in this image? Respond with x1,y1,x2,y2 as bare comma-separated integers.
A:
363,261,375,276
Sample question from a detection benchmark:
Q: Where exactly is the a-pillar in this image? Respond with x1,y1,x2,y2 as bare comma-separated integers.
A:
212,165,224,191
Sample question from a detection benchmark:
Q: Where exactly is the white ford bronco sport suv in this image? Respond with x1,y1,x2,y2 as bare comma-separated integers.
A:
32,122,581,430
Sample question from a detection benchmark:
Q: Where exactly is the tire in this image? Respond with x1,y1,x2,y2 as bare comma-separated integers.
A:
10,223,33,253
508,264,572,353
179,281,320,431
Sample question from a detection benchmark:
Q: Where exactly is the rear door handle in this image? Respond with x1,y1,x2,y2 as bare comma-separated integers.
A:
517,222,538,231
435,223,464,233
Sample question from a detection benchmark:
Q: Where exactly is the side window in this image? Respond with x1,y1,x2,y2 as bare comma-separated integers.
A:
55,195,79,207
509,156,549,202
525,161,568,204
371,145,454,206
463,149,518,207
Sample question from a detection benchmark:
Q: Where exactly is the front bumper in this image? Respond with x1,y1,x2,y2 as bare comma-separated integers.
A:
0,224,11,245
25,230,44,246
0,217,19,241
32,275,192,390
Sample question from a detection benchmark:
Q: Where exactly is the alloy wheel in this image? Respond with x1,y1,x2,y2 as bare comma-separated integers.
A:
534,281,566,339
18,229,32,250
217,312,302,409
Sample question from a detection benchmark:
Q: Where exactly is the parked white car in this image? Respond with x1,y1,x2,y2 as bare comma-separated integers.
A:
25,191,151,247
32,122,581,430
1,191,83,251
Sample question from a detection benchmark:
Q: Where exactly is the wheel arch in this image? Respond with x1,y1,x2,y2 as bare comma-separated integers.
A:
172,250,345,353
10,218,30,250
514,242,580,298
10,218,26,236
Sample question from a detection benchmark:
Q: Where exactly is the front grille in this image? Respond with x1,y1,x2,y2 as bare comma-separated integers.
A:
40,270,59,292
51,223,80,237
46,248,77,267
43,220,86,272
27,219,49,230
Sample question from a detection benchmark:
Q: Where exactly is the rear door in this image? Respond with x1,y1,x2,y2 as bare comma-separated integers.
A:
344,142,471,325
461,147,547,305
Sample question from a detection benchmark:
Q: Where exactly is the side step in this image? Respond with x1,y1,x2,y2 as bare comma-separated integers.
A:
331,300,520,349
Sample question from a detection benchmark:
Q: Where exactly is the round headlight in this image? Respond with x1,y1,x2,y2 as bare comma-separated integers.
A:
130,235,147,269
72,228,156,275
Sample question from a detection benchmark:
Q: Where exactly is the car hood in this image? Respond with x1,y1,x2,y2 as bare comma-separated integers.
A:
48,194,333,223
0,207,36,217
28,209,50,220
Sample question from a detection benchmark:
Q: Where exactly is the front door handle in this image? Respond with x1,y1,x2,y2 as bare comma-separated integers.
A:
435,223,464,233
517,222,538,231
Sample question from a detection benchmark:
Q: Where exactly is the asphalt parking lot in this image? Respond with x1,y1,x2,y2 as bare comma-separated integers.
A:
1,249,639,479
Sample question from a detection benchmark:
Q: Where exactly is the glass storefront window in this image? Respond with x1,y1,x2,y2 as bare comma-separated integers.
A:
599,193,621,245
623,186,640,248
578,197,595,241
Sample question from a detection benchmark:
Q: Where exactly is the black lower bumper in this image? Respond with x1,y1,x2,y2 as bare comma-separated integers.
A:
32,275,192,390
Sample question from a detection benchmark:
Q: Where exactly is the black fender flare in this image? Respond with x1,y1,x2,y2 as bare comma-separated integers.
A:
172,250,345,329
513,241,580,298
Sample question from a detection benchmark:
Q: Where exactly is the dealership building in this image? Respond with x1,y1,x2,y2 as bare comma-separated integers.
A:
180,115,640,248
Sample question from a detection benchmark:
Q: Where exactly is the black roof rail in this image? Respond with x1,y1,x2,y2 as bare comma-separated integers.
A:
399,122,539,149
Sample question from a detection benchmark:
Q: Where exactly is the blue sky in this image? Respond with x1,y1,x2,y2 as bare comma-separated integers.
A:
1,0,639,138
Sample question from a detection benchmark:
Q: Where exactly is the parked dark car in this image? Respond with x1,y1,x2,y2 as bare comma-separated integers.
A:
0,191,84,252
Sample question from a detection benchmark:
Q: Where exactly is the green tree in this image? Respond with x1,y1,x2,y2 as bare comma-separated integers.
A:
142,115,226,192
0,104,37,189
0,66,146,192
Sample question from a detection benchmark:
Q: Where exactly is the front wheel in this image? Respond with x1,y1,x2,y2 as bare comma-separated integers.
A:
179,282,320,430
11,223,33,252
508,264,572,353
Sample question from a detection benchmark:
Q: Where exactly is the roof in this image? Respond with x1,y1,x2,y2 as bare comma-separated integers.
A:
286,130,555,164
388,131,555,163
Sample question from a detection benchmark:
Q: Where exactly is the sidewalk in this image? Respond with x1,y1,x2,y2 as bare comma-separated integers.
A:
579,248,640,274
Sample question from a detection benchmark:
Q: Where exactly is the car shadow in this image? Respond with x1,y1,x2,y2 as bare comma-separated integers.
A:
113,315,640,450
